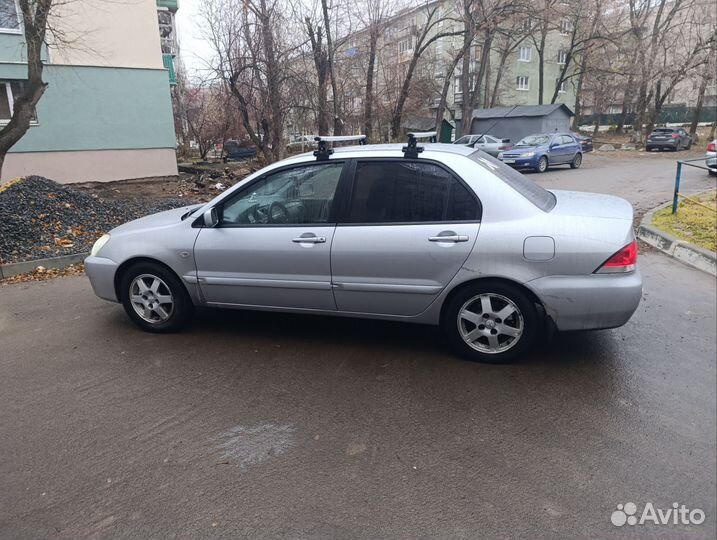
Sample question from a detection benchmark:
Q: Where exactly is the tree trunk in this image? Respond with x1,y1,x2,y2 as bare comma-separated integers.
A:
306,18,329,135
0,0,52,177
321,0,342,135
364,28,379,141
258,0,284,161
573,55,587,125
537,29,547,105
489,49,511,108
434,52,463,134
689,67,708,138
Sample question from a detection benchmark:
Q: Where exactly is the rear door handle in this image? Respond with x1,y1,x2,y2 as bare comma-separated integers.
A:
429,235,469,242
293,235,326,244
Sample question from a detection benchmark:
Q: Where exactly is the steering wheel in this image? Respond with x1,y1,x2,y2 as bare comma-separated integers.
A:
268,201,289,224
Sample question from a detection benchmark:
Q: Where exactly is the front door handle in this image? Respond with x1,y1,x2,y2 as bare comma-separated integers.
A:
429,235,469,243
292,235,326,244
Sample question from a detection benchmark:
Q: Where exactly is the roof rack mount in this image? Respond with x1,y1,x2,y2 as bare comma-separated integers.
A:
403,131,437,159
313,134,367,161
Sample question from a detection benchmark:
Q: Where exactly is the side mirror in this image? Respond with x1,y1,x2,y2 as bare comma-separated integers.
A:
203,207,219,228
550,142,559,148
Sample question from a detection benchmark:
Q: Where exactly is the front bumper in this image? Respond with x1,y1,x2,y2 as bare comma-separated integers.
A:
500,155,538,168
528,270,642,331
85,256,120,302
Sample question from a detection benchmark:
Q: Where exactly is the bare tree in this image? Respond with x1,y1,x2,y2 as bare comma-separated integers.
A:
0,0,53,176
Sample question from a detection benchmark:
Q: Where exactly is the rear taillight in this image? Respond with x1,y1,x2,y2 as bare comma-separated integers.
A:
707,142,716,152
595,240,638,274
671,133,679,139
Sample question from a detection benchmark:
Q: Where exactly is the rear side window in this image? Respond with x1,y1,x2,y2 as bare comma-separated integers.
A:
469,150,556,212
346,161,480,223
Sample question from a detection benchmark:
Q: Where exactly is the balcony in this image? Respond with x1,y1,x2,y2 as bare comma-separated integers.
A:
156,0,178,10
163,54,177,85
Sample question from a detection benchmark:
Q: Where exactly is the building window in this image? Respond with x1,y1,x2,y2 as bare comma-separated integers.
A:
518,46,532,62
522,18,532,31
0,0,20,32
454,76,462,94
516,76,530,91
556,78,566,93
398,38,413,53
558,49,568,64
559,19,572,34
0,80,37,123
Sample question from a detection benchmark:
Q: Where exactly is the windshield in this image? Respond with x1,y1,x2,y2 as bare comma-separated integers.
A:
468,150,556,212
454,136,476,145
516,135,551,147
653,128,674,133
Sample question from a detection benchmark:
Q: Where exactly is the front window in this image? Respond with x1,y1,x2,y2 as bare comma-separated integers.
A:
346,161,480,223
220,163,343,225
560,18,572,34
516,76,529,91
518,46,532,62
0,0,19,32
556,78,567,93
557,49,568,64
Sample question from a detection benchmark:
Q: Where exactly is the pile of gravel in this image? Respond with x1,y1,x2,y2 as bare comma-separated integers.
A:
0,176,194,264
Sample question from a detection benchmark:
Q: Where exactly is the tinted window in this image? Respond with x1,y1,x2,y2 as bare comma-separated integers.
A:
347,161,479,223
560,135,574,145
469,151,557,212
220,163,343,225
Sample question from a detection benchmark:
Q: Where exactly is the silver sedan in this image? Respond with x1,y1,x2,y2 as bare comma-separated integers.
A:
453,134,512,156
85,143,642,363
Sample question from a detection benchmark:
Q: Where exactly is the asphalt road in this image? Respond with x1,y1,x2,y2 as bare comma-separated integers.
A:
1,152,715,540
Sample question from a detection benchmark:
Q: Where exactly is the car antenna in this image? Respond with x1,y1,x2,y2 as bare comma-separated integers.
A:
474,105,518,143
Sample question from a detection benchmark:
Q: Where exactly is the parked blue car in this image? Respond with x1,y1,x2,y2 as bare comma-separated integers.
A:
497,133,582,173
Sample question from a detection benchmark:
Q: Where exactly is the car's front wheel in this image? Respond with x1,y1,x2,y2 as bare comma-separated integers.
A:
536,156,549,173
119,262,194,333
570,153,583,169
442,281,539,363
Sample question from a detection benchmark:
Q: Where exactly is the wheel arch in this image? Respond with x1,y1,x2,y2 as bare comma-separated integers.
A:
439,276,548,326
114,257,191,304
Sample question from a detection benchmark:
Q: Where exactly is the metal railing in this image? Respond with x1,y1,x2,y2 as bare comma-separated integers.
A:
672,157,715,214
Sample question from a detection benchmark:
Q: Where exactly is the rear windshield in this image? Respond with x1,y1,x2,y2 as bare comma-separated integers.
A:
653,128,675,133
468,150,556,212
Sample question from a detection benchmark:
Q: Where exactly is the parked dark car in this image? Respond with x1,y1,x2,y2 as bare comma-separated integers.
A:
574,134,593,153
645,127,692,151
498,133,582,173
223,139,257,162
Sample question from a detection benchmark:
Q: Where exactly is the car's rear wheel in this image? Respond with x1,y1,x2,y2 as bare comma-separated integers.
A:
119,262,194,333
536,156,548,173
442,281,539,364
570,153,582,169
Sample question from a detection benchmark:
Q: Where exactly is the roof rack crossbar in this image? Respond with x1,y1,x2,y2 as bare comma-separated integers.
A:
313,134,367,160
403,131,436,158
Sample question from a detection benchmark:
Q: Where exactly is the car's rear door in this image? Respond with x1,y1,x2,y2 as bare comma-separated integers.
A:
193,161,347,310
330,159,481,316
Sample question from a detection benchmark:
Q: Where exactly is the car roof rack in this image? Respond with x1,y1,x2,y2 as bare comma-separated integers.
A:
403,131,437,158
313,134,367,161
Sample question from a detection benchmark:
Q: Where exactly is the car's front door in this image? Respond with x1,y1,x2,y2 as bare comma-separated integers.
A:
330,160,481,316
193,161,346,310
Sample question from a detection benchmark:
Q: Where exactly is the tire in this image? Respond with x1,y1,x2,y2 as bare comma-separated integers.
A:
570,153,583,169
442,281,539,364
536,156,549,173
119,261,194,333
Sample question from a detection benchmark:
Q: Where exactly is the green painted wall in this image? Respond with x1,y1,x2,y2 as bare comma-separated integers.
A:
0,63,176,153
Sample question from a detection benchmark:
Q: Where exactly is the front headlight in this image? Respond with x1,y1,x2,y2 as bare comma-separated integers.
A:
90,234,111,257
523,152,536,158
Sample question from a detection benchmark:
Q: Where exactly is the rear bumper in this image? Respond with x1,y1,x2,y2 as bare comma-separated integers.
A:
646,140,678,149
527,270,642,331
84,256,119,302
706,152,716,170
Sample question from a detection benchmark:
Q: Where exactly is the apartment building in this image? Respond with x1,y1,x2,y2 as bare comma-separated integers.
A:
0,0,177,183
311,0,576,139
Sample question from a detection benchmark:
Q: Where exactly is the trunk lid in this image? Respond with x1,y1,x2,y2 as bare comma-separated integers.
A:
549,190,634,221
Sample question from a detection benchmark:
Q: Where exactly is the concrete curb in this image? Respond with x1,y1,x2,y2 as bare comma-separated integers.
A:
0,252,89,280
638,202,716,276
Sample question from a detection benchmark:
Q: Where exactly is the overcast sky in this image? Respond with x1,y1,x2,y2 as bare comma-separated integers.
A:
175,0,214,80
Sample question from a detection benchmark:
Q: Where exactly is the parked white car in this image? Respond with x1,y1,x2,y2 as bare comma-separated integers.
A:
706,140,716,175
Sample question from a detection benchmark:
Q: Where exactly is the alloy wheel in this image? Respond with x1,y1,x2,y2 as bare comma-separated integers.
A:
457,293,524,354
129,274,174,324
